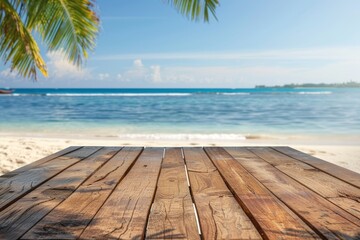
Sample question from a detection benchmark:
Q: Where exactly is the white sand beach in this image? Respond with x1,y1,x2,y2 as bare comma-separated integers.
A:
1,134,359,175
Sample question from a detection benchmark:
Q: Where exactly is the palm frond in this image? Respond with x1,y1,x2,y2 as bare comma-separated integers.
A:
25,0,99,66
0,0,98,79
168,0,219,22
0,0,47,79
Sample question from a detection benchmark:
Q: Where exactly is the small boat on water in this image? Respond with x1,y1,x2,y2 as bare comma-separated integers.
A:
0,89,14,94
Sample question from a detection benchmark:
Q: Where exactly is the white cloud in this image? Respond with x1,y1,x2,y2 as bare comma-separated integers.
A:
98,73,110,80
114,59,310,87
1,68,17,78
150,65,162,82
117,60,164,83
46,50,90,80
127,60,360,87
133,59,144,67
30,47,360,87
90,46,360,87
116,59,155,82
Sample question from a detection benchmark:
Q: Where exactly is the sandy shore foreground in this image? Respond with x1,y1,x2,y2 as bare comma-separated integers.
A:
1,136,359,175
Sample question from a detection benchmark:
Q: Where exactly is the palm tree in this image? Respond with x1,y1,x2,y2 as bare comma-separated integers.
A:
0,0,219,80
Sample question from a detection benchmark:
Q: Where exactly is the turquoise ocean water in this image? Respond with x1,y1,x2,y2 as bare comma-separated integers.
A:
0,88,359,139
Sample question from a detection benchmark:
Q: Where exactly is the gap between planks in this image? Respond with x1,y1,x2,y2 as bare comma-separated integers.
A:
182,148,202,237
145,148,203,239
185,147,262,239
182,147,202,237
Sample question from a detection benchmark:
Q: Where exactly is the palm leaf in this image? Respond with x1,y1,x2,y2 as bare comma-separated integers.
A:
0,0,47,79
0,0,98,79
25,0,99,67
168,0,219,22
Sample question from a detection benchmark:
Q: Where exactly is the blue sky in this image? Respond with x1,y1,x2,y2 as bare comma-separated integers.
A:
1,0,360,88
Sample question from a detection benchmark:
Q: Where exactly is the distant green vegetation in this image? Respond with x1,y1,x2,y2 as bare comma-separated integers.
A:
255,81,360,88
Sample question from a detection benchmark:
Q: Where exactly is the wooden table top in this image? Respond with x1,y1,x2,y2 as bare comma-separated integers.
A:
0,146,359,239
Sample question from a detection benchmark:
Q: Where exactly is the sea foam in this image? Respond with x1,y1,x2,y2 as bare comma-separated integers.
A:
119,133,248,141
297,91,332,95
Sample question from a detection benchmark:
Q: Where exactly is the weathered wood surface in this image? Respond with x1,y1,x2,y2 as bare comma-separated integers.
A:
204,147,319,240
226,147,360,239
146,148,199,239
79,148,164,239
0,147,117,240
273,146,360,188
23,147,142,239
0,146,101,211
249,147,360,221
0,146,359,240
183,147,261,240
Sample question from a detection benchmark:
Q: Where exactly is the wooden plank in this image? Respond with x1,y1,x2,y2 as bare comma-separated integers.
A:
0,147,120,240
22,147,142,240
79,147,164,240
183,147,262,240
273,146,360,188
0,146,81,181
249,147,360,220
204,147,319,240
0,146,101,212
226,147,360,239
146,148,199,240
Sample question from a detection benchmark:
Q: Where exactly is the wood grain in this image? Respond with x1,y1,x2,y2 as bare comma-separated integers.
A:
79,147,164,240
2,146,359,239
183,147,262,240
0,147,118,240
0,147,100,212
146,148,199,239
204,147,318,240
22,147,142,240
249,147,360,221
226,147,360,239
273,146,360,188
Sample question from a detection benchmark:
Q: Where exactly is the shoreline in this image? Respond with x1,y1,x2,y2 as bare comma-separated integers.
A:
1,134,359,175
1,131,359,144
